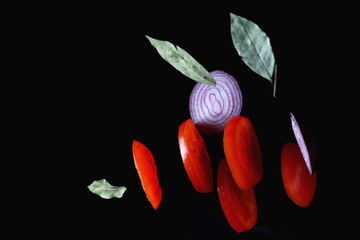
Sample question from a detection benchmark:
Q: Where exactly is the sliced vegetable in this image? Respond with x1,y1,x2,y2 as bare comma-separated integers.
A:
217,158,257,233
178,119,213,193
189,70,243,135
132,140,162,210
88,179,126,199
281,142,317,207
290,113,313,174
223,116,263,190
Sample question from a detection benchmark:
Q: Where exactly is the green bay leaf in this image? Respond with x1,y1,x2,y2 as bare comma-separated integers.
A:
230,13,275,83
146,35,216,86
88,179,126,199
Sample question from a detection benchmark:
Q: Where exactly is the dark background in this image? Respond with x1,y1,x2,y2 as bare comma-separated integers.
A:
1,2,355,239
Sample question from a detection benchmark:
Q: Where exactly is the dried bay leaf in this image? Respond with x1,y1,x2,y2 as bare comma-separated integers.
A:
88,179,126,199
146,35,216,86
230,13,275,83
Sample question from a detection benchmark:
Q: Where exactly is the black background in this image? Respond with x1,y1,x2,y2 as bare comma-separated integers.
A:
1,2,355,239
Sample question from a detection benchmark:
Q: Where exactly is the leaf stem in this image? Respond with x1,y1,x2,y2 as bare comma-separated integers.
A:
273,64,278,98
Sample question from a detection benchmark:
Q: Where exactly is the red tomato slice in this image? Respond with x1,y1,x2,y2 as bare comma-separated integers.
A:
281,142,317,207
223,116,263,190
217,158,257,233
178,119,213,193
132,140,162,210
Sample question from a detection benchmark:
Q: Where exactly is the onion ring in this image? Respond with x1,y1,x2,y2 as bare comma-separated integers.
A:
189,70,243,135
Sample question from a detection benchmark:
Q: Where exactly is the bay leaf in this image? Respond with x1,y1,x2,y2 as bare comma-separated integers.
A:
230,13,275,83
145,35,216,86
88,179,126,199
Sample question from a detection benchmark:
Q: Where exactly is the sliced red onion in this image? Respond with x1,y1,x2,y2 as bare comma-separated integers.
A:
290,113,312,174
189,70,242,135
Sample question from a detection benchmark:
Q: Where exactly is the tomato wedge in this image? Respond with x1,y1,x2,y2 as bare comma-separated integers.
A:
132,140,162,210
217,158,257,233
178,119,213,193
223,116,263,190
281,142,317,207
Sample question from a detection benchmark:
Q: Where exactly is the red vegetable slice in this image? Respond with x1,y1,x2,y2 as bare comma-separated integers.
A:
223,116,263,190
281,142,317,207
178,119,213,193
217,158,257,233
189,70,243,135
132,140,162,210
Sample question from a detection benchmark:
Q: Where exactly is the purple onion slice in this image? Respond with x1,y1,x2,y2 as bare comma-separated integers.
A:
189,70,242,135
290,113,313,174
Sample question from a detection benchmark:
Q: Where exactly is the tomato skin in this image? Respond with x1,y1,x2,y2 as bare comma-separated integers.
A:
217,158,257,233
281,142,317,207
132,140,162,210
178,119,213,193
223,116,263,190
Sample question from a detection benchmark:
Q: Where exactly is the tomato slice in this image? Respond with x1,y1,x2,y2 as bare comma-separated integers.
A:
281,142,317,207
132,140,162,210
178,119,213,193
223,116,263,190
217,158,257,233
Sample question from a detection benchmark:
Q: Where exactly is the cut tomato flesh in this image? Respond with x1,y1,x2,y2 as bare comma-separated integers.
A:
223,116,263,190
281,142,317,207
132,140,162,210
178,119,213,193
217,158,257,232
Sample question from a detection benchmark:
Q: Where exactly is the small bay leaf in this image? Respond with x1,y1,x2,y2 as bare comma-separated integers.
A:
145,35,216,86
88,179,126,199
230,13,275,83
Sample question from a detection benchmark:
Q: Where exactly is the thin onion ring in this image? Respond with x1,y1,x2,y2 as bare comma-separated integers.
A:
290,113,313,174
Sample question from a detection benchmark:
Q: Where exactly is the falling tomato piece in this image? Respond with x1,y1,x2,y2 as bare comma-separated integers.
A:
217,158,257,233
281,142,317,207
223,116,263,190
178,119,213,193
132,140,162,210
